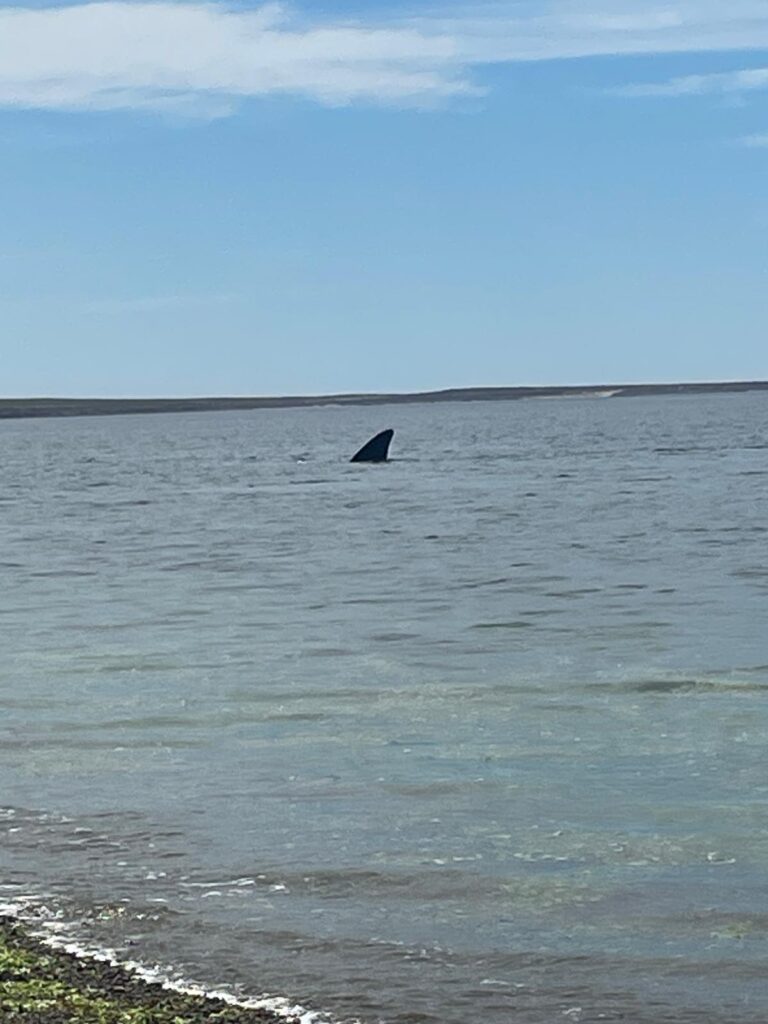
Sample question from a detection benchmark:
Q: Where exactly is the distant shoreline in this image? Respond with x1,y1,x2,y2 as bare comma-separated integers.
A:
1,380,767,420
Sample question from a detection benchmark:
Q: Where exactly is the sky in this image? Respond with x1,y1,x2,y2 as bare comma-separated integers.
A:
1,0,767,397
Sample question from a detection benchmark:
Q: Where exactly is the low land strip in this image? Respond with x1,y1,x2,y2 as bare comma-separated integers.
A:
1,381,767,420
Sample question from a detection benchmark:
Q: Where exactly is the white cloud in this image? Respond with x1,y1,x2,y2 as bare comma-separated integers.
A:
618,66,768,98
0,2,472,113
741,132,768,147
3,1,768,114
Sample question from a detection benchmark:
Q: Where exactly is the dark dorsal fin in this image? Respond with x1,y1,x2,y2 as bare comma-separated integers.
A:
350,429,394,463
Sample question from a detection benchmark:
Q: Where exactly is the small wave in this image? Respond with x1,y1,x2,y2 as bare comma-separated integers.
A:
180,865,501,904
654,446,718,455
28,569,98,578
454,577,512,591
368,631,420,642
633,679,704,693
587,674,768,695
731,567,768,580
470,621,534,630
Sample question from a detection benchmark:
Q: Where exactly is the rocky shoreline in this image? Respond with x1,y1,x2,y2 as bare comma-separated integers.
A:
0,917,295,1024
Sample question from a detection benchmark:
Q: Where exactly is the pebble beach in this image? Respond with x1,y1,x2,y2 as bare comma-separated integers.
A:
0,917,288,1024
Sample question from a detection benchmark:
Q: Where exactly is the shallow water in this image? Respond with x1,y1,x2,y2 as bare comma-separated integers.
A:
2,394,768,1023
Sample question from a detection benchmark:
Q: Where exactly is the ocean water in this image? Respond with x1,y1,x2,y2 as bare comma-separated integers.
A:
2,394,768,1024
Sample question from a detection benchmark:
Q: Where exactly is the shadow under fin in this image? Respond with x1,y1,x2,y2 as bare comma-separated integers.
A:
350,429,394,463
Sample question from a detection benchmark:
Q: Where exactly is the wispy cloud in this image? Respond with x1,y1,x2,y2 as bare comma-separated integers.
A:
410,1,768,64
740,132,768,147
617,66,768,98
3,1,768,115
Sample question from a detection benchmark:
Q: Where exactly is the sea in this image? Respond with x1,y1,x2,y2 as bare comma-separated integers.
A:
2,393,768,1024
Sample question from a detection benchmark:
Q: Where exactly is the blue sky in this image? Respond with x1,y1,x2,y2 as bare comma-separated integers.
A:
2,0,767,397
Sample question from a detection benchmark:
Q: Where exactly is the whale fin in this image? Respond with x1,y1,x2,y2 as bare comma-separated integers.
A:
350,429,394,463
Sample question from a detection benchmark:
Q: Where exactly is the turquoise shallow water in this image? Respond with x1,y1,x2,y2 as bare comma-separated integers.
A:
2,394,768,1023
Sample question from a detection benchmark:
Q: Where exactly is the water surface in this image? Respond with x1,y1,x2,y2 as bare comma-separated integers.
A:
2,394,768,1023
